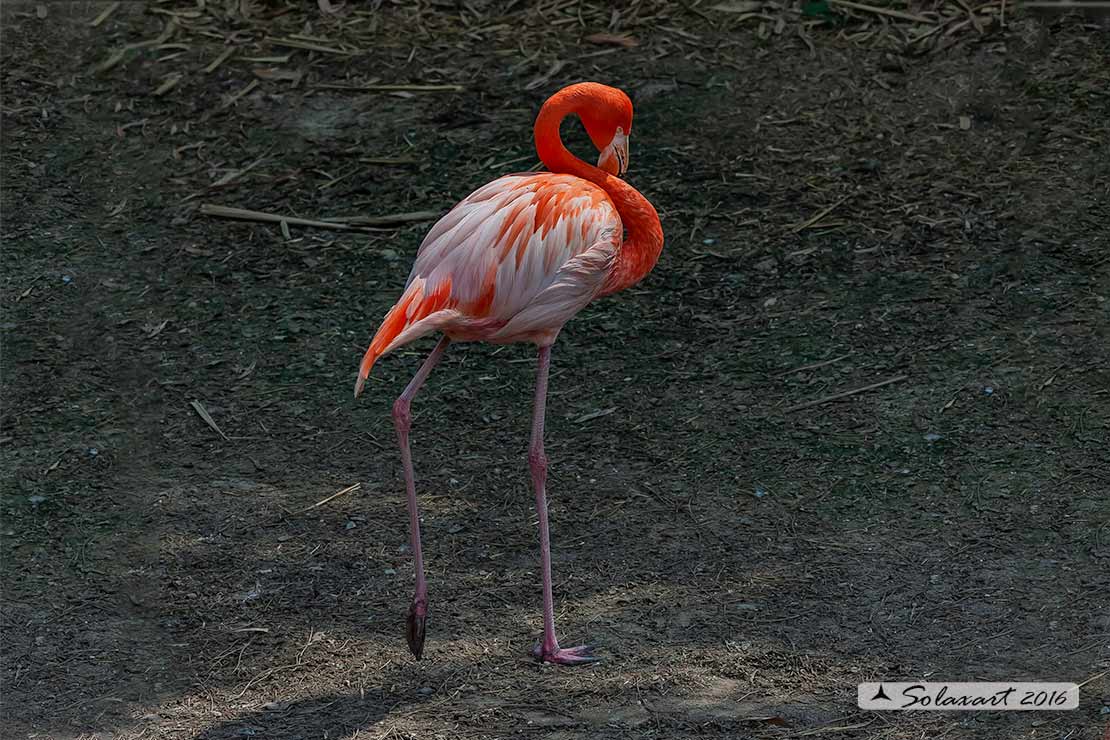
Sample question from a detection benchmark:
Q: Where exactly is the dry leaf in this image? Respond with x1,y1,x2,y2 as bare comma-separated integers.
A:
144,319,169,338
584,33,639,47
525,60,566,91
711,1,762,12
757,716,789,727
573,407,616,424
235,361,256,380
152,74,181,97
190,399,229,441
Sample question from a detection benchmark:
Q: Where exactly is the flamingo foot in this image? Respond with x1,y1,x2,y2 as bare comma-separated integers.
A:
531,642,600,665
406,600,426,660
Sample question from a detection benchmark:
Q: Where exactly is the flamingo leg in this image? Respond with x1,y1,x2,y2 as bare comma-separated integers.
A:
392,335,451,660
528,344,599,665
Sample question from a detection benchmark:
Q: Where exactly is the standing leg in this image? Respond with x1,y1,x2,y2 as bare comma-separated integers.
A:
392,335,450,660
528,344,599,665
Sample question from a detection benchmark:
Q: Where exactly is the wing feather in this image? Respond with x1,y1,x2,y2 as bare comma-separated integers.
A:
355,173,621,395
416,173,618,317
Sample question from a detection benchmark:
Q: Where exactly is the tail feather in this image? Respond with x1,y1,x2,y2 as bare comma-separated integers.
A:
353,294,415,398
353,278,454,398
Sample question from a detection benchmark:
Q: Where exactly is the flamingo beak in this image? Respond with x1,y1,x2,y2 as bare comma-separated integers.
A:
597,131,629,177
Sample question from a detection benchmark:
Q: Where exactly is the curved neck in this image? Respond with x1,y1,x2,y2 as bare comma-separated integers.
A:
534,91,664,296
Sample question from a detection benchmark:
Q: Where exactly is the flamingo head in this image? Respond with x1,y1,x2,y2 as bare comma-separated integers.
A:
577,85,632,177
594,126,629,177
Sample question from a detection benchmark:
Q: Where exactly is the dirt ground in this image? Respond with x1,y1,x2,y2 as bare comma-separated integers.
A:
2,2,1108,739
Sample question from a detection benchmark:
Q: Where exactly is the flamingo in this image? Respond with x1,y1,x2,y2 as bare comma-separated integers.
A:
354,82,664,665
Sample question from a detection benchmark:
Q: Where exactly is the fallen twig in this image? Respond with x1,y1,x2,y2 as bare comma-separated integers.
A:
784,375,907,413
152,74,182,97
324,210,440,226
775,353,853,377
296,483,361,514
787,716,876,736
359,157,417,166
90,2,120,27
315,83,464,93
96,19,177,73
789,193,854,233
211,149,273,188
264,37,359,55
240,54,293,64
1074,670,1107,690
221,79,258,108
204,47,235,74
827,0,935,25
199,203,359,231
584,33,638,47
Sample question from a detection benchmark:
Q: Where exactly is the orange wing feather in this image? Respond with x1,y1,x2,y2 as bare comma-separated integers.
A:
355,173,621,396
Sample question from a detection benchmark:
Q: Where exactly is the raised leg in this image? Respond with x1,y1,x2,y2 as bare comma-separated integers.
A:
528,344,599,665
392,335,450,660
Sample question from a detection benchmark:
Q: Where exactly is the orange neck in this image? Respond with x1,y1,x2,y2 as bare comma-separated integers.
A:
534,89,664,296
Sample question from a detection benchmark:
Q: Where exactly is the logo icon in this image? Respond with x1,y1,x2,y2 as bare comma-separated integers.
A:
870,685,891,702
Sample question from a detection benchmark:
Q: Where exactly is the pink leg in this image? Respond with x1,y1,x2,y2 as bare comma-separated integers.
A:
528,344,599,666
392,335,450,660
